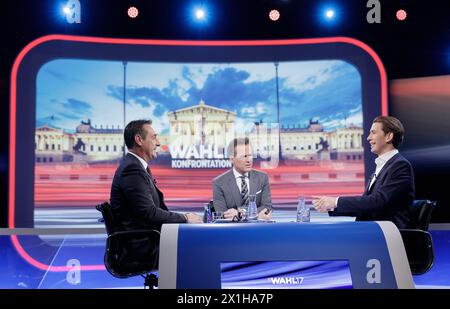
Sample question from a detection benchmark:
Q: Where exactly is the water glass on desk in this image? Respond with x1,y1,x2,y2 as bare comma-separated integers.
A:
203,201,215,223
296,196,310,222
247,194,258,221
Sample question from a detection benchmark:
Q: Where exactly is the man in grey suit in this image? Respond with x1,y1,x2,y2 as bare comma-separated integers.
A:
213,137,273,220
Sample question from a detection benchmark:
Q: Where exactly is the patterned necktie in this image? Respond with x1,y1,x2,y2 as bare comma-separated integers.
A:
240,175,249,207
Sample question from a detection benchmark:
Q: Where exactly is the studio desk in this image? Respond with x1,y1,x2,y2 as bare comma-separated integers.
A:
158,221,414,289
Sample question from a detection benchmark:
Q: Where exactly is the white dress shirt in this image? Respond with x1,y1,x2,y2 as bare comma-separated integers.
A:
128,150,148,171
233,168,250,193
334,149,399,208
368,149,399,190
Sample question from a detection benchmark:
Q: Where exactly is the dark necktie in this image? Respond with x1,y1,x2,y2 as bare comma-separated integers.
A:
240,175,249,207
146,166,157,185
146,166,161,206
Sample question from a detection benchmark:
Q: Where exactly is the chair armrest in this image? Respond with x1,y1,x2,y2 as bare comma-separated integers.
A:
399,228,428,235
109,229,160,242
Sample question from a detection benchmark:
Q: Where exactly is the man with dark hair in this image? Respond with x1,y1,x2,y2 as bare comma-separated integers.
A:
213,137,273,220
110,120,202,264
313,116,414,229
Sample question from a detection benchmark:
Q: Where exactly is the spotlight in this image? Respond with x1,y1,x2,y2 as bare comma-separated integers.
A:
189,4,211,26
325,10,335,19
396,9,407,21
195,8,205,20
63,6,71,14
269,9,280,21
127,6,139,18
317,4,340,27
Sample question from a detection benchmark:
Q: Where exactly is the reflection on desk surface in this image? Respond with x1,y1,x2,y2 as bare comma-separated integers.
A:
33,208,355,229
205,210,355,224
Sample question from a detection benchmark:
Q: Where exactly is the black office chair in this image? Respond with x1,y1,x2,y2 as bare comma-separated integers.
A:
96,201,160,289
400,229,434,275
400,199,437,275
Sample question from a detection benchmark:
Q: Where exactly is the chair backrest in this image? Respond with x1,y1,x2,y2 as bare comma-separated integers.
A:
96,201,160,280
408,200,436,231
96,201,116,235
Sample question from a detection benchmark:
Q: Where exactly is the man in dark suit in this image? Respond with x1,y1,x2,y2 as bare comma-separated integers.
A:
213,137,273,220
313,116,414,229
110,120,202,265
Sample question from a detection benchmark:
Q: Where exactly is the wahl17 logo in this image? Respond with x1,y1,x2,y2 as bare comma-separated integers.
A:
366,0,381,24
269,277,304,285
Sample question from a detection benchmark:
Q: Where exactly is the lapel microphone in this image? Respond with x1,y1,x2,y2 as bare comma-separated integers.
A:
366,173,377,192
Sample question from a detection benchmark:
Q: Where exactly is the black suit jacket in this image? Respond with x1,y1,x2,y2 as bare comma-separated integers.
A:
110,153,186,233
331,153,414,229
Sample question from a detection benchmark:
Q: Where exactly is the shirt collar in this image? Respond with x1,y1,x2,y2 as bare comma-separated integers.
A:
233,167,249,179
375,149,399,167
128,150,148,171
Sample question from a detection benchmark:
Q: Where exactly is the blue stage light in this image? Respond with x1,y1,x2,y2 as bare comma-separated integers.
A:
325,9,335,19
192,5,208,23
195,8,206,20
317,3,340,27
186,3,213,28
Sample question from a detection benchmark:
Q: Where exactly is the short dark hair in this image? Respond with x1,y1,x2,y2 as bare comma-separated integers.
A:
227,137,250,157
124,119,152,149
373,116,404,149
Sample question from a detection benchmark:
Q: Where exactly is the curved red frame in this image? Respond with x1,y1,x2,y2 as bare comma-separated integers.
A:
9,35,388,272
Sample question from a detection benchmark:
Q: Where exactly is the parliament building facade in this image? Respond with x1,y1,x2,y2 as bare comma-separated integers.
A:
35,101,363,164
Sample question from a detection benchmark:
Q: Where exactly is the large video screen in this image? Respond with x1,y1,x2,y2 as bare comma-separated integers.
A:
10,36,385,228
34,59,364,226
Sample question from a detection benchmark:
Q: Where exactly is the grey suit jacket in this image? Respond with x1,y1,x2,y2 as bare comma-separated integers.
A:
213,169,273,213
